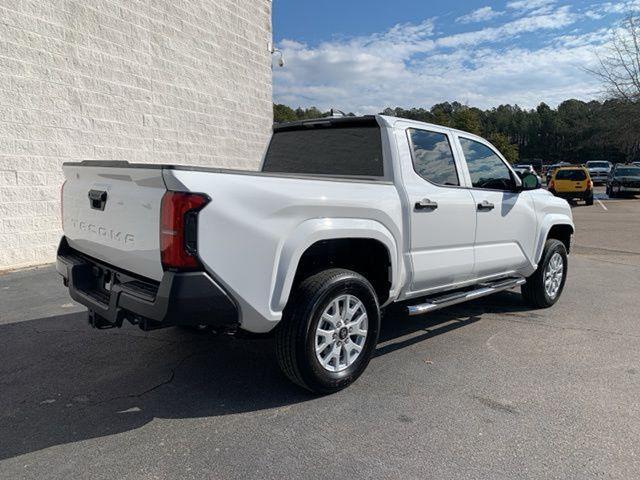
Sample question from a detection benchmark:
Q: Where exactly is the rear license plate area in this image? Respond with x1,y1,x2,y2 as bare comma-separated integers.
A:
78,265,114,305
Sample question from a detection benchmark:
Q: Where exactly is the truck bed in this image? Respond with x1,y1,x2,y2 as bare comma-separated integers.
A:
61,160,403,333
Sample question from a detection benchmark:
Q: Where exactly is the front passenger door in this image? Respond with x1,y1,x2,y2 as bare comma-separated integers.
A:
457,136,537,279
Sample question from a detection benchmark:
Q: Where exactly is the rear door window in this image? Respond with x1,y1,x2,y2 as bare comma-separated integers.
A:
263,123,384,178
408,129,459,186
556,169,587,181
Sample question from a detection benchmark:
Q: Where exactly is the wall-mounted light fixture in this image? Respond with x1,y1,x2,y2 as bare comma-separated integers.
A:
268,42,285,68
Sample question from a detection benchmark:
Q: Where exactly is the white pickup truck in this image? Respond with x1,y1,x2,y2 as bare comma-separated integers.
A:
57,115,574,393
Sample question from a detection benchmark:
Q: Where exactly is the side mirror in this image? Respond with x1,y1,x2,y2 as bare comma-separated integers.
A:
519,172,541,191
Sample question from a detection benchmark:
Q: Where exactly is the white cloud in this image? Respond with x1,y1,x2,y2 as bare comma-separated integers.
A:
507,0,556,12
437,6,576,49
274,3,613,113
456,6,504,24
586,0,640,18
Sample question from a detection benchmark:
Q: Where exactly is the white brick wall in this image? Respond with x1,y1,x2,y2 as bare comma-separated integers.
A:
0,0,273,270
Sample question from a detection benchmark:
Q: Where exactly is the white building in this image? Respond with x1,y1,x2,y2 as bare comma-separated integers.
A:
0,0,274,270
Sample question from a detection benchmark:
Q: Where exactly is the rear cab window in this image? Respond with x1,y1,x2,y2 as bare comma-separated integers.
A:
555,169,587,181
262,118,384,179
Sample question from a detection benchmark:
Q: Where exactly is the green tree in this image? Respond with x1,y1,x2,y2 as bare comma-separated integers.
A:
273,96,638,163
453,107,482,135
488,133,519,164
273,104,298,123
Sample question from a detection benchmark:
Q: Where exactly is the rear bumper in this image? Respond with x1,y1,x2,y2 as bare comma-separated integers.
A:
550,190,592,200
56,238,239,330
589,174,608,184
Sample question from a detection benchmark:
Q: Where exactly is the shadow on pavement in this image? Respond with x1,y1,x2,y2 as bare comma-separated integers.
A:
0,290,534,460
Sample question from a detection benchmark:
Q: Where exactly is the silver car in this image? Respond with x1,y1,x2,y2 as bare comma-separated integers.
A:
586,161,612,185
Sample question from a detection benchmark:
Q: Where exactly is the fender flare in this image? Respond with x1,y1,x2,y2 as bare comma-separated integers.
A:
534,215,575,265
269,218,402,313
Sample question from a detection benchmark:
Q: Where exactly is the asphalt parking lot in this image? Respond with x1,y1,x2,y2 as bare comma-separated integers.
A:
1,188,639,480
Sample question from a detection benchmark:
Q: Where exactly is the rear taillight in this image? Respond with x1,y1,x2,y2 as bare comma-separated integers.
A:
549,180,555,189
160,191,210,271
60,180,66,229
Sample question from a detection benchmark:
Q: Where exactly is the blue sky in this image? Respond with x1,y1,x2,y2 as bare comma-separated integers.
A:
272,0,640,113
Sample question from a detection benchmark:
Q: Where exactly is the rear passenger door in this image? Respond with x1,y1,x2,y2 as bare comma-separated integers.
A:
455,135,537,278
396,125,477,294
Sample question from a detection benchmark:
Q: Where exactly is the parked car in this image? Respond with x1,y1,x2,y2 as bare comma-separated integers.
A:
513,164,542,184
546,162,571,184
57,115,574,393
606,164,640,198
548,166,594,205
513,164,536,174
585,160,612,185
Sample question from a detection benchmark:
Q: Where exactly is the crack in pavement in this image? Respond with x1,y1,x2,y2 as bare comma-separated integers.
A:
578,256,640,269
573,244,640,256
29,326,190,345
82,349,208,408
489,316,640,340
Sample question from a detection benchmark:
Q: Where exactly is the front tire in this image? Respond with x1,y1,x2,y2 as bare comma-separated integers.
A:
611,185,621,198
275,269,380,394
522,239,568,308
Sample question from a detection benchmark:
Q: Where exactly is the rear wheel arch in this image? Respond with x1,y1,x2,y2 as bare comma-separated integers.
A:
291,238,393,305
270,219,401,314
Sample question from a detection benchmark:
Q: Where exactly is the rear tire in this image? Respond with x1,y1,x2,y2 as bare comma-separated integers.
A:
585,193,594,206
275,269,380,394
522,239,568,308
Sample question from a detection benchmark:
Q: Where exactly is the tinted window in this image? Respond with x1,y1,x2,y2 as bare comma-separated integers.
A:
615,167,640,176
460,138,514,190
588,162,609,169
556,169,587,181
408,129,459,186
263,126,383,177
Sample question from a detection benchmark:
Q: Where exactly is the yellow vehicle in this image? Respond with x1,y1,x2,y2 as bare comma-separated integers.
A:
548,166,594,206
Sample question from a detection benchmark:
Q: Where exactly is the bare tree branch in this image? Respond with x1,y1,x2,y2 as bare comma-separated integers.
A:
590,14,640,102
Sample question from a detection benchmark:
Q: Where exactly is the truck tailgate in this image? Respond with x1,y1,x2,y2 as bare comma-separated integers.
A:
61,164,166,281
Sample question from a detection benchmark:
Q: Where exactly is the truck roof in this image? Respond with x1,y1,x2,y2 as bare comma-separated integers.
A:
274,114,487,141
274,115,378,132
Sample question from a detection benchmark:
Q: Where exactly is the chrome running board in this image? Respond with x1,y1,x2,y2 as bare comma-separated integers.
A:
407,277,526,316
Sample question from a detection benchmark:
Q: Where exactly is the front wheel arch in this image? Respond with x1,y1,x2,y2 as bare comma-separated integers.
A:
545,224,574,255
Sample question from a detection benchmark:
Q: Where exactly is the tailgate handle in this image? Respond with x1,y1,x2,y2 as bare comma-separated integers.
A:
88,190,108,211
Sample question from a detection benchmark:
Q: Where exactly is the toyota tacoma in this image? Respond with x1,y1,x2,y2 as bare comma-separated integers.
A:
57,115,574,393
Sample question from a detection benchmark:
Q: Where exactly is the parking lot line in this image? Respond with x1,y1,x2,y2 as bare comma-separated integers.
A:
596,199,608,211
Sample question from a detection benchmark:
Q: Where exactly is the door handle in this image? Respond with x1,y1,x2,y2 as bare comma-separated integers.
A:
415,199,438,211
477,200,495,211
